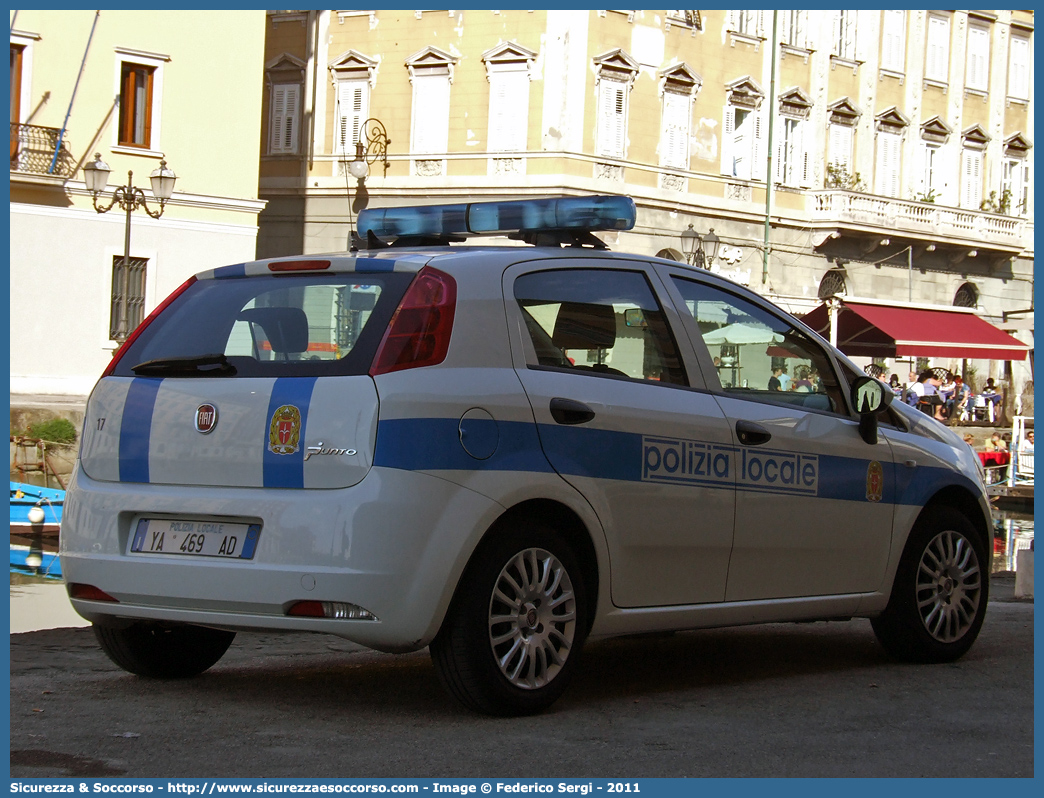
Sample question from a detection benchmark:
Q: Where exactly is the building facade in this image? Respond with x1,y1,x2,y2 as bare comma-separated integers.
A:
10,10,267,396
256,9,1033,400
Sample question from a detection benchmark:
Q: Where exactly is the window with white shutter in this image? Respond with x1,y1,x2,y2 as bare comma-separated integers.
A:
488,68,528,153
725,107,762,181
960,148,983,209
1008,35,1030,100
881,10,905,72
925,15,950,83
661,90,691,169
597,77,627,158
776,117,808,186
875,131,901,197
781,11,807,49
411,73,451,155
921,143,941,199
833,11,856,60
335,80,368,156
1002,157,1030,215
829,124,853,173
270,84,300,154
966,25,989,92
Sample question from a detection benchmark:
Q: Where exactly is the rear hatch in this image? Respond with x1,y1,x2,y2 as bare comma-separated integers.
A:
80,264,415,490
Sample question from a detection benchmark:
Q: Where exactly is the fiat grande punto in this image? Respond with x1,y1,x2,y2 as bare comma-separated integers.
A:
61,195,992,715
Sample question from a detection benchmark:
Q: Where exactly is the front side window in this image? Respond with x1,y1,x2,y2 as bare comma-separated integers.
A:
922,142,942,200
671,276,845,415
514,269,687,386
119,62,154,148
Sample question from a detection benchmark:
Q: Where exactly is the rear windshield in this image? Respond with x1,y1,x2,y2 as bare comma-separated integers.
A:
111,272,414,378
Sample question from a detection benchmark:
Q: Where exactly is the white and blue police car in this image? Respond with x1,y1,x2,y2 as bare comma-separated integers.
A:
61,195,993,715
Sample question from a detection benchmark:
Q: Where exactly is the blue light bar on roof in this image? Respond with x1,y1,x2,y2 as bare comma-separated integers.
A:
356,195,636,241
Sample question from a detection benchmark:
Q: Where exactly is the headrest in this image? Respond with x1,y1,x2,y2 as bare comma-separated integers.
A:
552,302,617,350
238,307,309,354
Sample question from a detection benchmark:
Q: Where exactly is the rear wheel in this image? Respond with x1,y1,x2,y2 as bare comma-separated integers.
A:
93,621,236,678
872,507,988,663
430,522,588,715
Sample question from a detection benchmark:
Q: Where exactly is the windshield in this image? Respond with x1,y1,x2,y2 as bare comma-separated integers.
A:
110,272,413,378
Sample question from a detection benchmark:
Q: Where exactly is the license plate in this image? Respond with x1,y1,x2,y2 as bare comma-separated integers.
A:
130,519,261,560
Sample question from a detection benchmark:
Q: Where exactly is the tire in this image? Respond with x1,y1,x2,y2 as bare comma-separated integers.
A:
430,521,588,716
93,621,236,678
871,507,988,663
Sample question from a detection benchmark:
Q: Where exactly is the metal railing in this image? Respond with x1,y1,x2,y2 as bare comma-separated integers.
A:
10,123,76,177
811,189,1026,246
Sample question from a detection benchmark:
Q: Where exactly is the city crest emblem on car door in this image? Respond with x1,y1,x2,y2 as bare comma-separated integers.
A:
195,404,218,434
268,405,302,455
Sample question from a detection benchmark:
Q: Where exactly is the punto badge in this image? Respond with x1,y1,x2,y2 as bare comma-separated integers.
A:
268,405,302,455
195,404,218,434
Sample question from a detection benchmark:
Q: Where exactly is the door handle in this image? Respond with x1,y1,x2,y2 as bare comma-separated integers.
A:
549,398,596,425
736,420,772,446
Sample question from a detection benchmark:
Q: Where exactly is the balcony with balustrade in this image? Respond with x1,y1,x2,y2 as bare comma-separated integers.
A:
810,189,1029,259
10,123,76,180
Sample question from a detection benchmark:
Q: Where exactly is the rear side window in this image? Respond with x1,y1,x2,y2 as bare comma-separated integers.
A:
514,268,688,385
111,272,413,378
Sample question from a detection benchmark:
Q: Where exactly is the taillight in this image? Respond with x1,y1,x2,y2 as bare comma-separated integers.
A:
286,601,377,620
68,584,119,602
369,266,456,376
101,274,198,377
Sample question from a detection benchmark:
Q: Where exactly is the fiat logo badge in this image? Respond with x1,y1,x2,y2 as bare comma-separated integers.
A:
195,404,218,434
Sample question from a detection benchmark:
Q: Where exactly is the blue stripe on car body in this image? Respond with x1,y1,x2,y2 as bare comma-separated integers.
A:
119,378,163,483
262,377,319,489
372,417,970,507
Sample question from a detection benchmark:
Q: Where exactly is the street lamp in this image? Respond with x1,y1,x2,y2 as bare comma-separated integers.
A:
680,224,721,269
345,118,391,247
83,153,177,341
348,117,391,181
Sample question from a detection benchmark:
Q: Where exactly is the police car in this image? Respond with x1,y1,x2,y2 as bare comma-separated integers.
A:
61,195,992,716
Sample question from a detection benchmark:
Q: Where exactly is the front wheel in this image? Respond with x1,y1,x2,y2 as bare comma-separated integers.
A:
430,522,588,715
871,507,988,663
94,621,236,678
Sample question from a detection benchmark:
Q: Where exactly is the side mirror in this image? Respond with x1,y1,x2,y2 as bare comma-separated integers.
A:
851,375,893,445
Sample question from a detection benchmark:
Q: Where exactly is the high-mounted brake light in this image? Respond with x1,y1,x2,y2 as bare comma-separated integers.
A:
370,266,456,376
268,259,331,272
357,195,636,241
101,275,198,377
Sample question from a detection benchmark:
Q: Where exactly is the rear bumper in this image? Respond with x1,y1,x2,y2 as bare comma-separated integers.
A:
60,466,506,652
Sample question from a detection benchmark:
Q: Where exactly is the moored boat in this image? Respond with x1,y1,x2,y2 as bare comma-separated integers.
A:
10,481,64,577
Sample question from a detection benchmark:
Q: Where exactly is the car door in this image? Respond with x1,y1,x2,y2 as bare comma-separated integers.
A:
660,268,896,601
503,258,736,608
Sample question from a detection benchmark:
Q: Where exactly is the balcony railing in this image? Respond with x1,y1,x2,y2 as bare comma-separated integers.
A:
811,189,1026,247
10,123,76,178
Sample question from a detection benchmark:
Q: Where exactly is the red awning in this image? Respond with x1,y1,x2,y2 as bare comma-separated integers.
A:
801,300,1030,361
